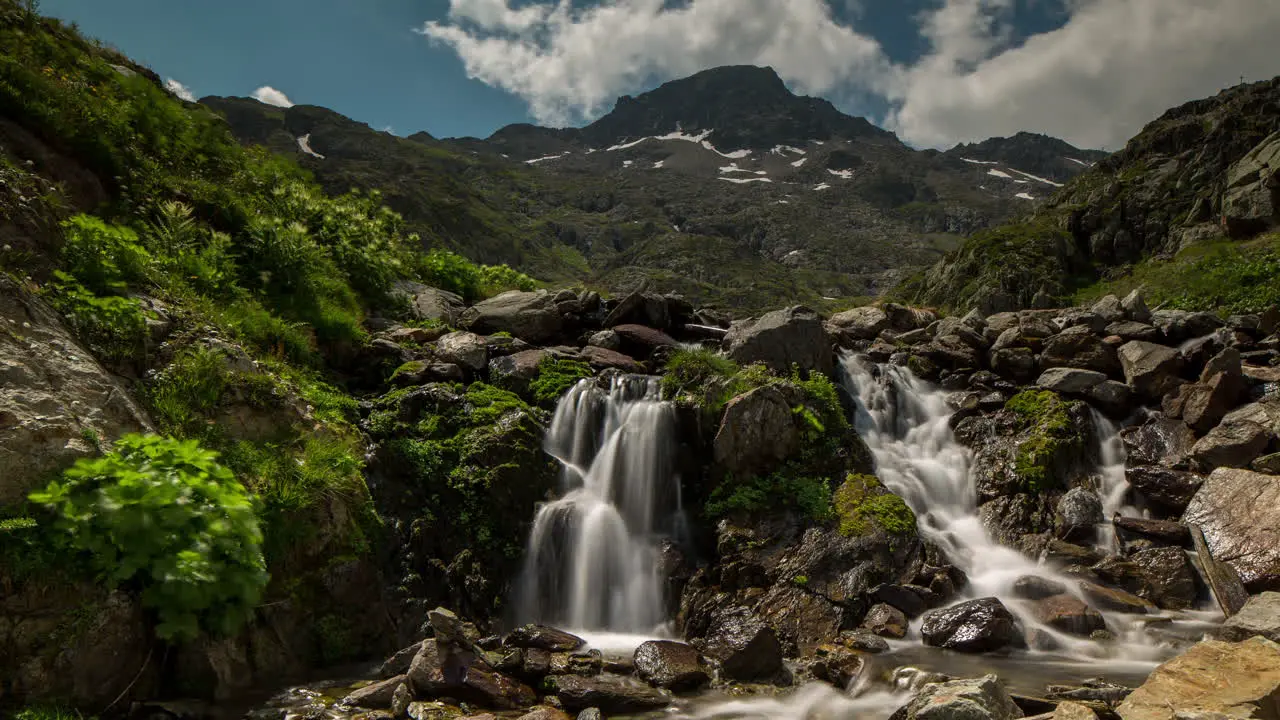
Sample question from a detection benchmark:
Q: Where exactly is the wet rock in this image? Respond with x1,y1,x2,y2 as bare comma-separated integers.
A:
809,644,865,688
1190,401,1278,471
701,610,784,682
1113,516,1191,547
517,707,572,720
991,347,1039,383
1121,416,1197,469
489,349,549,395
981,495,1053,547
1041,326,1122,376
551,674,672,714
1037,367,1108,395
632,641,709,691
1077,581,1154,614
407,701,463,720
504,626,587,652
920,598,1019,653
578,346,643,374
1091,557,1156,601
1116,636,1280,720
893,674,1021,720
1130,547,1198,610
575,710,602,720
871,583,930,618
1183,468,1280,591
394,282,465,326
1055,488,1103,544
435,331,488,372
1118,341,1184,398
410,639,537,710
342,675,409,709
839,631,891,653
830,306,890,340
613,324,677,357
1053,701,1099,720
723,306,833,375
752,585,847,657
861,603,909,639
1125,466,1204,516
713,384,803,480
1216,592,1280,643
1034,594,1107,636
461,290,564,344
1012,576,1068,601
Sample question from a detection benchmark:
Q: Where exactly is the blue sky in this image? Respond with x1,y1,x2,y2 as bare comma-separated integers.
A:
41,0,1280,149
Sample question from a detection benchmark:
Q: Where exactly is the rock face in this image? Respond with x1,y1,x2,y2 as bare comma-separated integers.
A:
394,281,465,325
920,598,1018,653
1116,637,1280,720
1130,547,1198,610
1117,341,1183,399
712,385,803,479
1222,130,1280,237
632,641,709,691
0,277,153,506
1216,592,1280,643
893,675,1022,720
1183,468,1280,591
722,306,832,375
460,290,564,343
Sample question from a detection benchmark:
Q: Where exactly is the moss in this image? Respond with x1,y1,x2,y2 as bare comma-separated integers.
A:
1004,390,1078,493
705,472,833,521
390,360,427,381
834,473,916,537
528,358,593,405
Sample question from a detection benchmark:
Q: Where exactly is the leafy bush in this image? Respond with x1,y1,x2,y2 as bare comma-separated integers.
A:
28,434,268,641
477,263,537,296
46,274,148,363
706,472,832,520
417,249,482,301
661,347,739,400
529,358,592,405
59,215,152,294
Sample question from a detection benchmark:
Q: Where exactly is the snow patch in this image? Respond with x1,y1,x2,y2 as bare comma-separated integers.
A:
657,129,714,143
622,160,633,167
719,163,764,175
606,137,649,152
1066,157,1088,166
526,152,568,165
652,160,665,169
813,141,826,145
813,183,831,191
771,145,807,156
963,158,999,165
828,169,853,179
701,140,751,159
986,169,1012,179
1015,192,1036,200
790,158,807,168
774,200,790,205
1010,168,1064,187
719,177,772,185
296,134,324,159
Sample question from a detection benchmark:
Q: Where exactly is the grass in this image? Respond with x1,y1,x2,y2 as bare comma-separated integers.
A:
1073,232,1280,314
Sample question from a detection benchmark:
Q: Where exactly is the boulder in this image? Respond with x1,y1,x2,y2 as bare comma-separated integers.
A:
829,306,889,340
1175,373,1244,437
1216,592,1280,643
612,324,677,358
1113,517,1191,547
342,675,408,709
861,603,909,639
586,329,620,351
713,385,803,480
603,291,676,330
1077,581,1154,614
551,674,672,714
1041,326,1121,376
839,631,891,654
393,281,465,325
504,625,586,652
1121,289,1152,324
1183,468,1280,591
700,610,784,682
1121,416,1197,469
408,639,537,710
1106,321,1160,342
1090,295,1125,323
1037,368,1108,395
1012,576,1068,601
1055,487,1103,543
920,598,1018,653
517,708,572,720
381,642,423,679
722,306,833,375
1125,466,1204,516
489,349,549,395
632,641,709,691
1115,637,1280,720
871,583,930,618
991,347,1038,383
808,645,865,688
893,675,1021,720
436,331,489,372
1129,547,1198,610
1221,130,1280,237
1190,400,1279,471
578,346,643,374
1033,594,1106,636
1053,702,1098,720
461,291,564,344
1118,341,1184,398
884,303,938,332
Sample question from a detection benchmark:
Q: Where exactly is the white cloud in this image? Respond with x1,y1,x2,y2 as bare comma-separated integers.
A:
887,0,1280,149
251,85,294,108
419,0,892,127
422,0,1280,149
164,78,196,102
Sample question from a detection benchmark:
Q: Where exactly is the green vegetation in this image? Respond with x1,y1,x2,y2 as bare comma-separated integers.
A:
416,248,537,304
660,347,740,403
833,474,916,537
14,708,95,720
528,357,593,405
706,472,833,520
28,434,267,641
1074,233,1280,314
1005,390,1080,493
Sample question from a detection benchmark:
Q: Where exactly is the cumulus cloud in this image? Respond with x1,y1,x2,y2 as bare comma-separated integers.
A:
164,78,196,102
419,0,893,127
251,85,294,108
422,0,1280,149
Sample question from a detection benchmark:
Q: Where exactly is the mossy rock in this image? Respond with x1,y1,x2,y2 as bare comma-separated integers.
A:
1004,390,1091,494
833,473,917,537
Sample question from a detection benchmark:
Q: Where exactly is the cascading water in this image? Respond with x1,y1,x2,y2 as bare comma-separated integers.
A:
838,354,1180,662
516,375,684,636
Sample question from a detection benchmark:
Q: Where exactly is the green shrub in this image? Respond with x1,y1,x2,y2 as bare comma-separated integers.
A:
46,274,148,363
220,299,317,366
59,214,152,294
478,263,537,296
28,434,268,641
417,249,482,301
529,358,593,404
706,472,833,520
661,347,739,400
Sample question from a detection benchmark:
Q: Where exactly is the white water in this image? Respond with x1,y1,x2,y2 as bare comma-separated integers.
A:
516,375,684,635
838,355,1173,662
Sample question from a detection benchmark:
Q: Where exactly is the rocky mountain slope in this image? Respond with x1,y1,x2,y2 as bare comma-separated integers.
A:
909,78,1280,314
201,66,1103,314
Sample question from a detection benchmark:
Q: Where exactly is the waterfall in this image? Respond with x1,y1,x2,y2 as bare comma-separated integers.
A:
516,375,684,635
839,354,1176,661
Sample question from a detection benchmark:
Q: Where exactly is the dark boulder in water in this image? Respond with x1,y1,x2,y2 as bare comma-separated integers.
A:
920,598,1019,653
